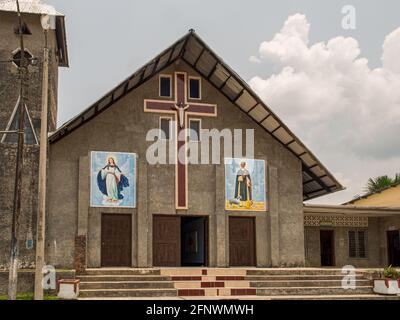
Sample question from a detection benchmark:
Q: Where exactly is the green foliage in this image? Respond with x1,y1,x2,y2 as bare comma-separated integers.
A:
0,292,58,300
363,174,400,194
383,265,400,280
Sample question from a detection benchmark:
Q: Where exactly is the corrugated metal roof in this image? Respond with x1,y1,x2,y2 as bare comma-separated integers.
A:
304,204,400,216
0,0,62,15
343,181,400,205
48,30,344,200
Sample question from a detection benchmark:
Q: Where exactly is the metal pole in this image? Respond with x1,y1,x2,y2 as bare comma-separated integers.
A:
8,0,27,300
34,29,49,301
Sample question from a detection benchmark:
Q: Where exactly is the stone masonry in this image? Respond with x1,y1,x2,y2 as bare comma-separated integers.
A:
0,10,61,269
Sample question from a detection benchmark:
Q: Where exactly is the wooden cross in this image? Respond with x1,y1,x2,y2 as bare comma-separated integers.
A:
144,72,217,209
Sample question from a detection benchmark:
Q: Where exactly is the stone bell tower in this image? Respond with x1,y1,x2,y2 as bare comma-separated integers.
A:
0,0,68,267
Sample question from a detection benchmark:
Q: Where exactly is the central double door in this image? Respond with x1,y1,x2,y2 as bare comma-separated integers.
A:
153,215,208,267
153,215,256,267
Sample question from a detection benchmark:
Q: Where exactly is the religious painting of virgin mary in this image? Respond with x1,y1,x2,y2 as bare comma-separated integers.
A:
225,158,266,211
90,151,136,208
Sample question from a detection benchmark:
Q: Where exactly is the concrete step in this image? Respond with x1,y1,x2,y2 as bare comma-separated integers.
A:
175,286,373,297
79,288,178,298
177,294,400,300
173,281,250,289
250,279,372,288
247,269,364,276
245,274,366,281
80,281,175,290
268,294,400,300
256,286,373,296
82,269,161,276
78,275,171,282
160,268,247,276
165,274,366,282
77,295,400,300
171,279,371,289
76,269,375,299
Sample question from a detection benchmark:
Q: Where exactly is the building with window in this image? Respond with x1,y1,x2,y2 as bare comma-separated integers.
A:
0,1,68,268
304,201,400,267
0,2,399,279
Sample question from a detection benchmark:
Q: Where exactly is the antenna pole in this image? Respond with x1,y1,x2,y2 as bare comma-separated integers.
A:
8,0,28,300
34,24,49,301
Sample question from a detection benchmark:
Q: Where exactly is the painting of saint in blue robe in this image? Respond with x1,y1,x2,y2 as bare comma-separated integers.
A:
97,157,129,202
91,152,136,208
225,158,266,211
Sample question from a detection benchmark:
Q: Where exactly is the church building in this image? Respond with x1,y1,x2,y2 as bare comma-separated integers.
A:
1,2,399,278
45,30,345,270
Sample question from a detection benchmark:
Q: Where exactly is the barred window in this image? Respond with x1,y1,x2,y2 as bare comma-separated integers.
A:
14,22,31,35
189,77,201,99
1,97,38,145
159,75,171,97
159,117,172,140
348,230,367,258
189,119,201,142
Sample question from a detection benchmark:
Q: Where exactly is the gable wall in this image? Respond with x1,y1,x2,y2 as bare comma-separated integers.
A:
47,59,304,268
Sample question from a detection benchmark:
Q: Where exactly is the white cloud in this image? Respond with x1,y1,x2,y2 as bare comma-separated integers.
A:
249,14,400,204
249,55,261,63
382,27,400,73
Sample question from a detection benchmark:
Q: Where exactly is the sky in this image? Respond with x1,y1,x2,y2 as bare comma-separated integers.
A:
45,0,400,205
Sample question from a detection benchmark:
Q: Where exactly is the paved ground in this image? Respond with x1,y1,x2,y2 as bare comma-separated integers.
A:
79,294,400,300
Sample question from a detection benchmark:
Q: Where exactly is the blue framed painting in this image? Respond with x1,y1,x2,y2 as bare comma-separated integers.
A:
90,151,137,208
225,158,267,211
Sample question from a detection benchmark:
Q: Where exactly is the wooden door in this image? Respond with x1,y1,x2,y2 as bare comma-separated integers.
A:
320,230,335,267
387,230,400,266
229,217,256,266
101,214,132,267
153,215,181,266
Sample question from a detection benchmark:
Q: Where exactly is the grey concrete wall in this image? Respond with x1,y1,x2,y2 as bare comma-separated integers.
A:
0,270,75,295
378,217,400,266
305,217,388,268
47,59,304,268
0,11,60,268
304,227,320,267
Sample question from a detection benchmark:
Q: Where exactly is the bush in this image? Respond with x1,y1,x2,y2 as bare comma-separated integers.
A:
0,293,58,300
383,265,400,280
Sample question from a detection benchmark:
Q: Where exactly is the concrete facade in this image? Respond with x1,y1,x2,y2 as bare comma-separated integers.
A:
0,11,60,268
46,60,305,269
304,206,400,268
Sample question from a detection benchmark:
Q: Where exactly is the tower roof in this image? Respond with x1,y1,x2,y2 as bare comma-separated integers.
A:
0,0,69,67
0,0,61,15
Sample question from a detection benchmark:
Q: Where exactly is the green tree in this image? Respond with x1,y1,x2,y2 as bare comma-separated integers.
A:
364,173,400,194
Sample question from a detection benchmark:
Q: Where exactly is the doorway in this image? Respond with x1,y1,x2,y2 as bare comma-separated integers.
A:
181,217,208,266
387,230,400,266
229,217,256,266
101,214,132,267
320,230,335,267
152,215,208,267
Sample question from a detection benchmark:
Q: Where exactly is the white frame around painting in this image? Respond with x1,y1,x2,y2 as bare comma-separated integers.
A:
90,151,137,208
224,158,267,212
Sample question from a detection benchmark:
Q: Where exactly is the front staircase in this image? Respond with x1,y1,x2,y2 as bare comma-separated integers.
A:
77,267,393,299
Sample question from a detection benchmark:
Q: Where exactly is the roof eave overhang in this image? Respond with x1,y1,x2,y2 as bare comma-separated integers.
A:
304,204,400,217
55,15,69,67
